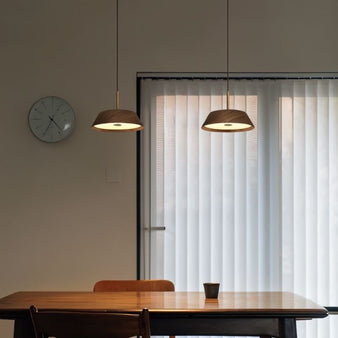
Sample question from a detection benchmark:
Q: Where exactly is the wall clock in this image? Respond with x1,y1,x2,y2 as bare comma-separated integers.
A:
28,96,75,143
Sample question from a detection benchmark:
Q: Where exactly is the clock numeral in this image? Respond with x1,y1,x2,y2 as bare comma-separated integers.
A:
35,108,44,114
61,108,71,115
41,101,48,110
56,104,65,112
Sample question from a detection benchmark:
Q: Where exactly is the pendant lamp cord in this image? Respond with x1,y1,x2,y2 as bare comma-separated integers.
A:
226,0,230,110
116,0,120,109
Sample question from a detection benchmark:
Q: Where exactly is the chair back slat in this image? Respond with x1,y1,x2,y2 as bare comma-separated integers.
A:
93,279,175,292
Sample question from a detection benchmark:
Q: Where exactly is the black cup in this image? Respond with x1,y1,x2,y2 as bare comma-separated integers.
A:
203,283,220,298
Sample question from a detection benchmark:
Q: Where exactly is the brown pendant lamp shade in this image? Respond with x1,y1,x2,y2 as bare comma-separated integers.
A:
92,0,143,132
92,92,143,132
201,0,254,133
201,108,254,132
92,109,143,132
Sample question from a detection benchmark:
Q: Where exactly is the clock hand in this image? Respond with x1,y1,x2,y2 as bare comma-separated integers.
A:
50,117,63,131
43,118,53,136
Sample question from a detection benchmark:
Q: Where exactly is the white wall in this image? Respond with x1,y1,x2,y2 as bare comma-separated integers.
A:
1,0,337,336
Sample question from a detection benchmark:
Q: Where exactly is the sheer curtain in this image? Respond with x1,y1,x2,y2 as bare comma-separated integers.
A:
140,77,338,338
280,79,338,338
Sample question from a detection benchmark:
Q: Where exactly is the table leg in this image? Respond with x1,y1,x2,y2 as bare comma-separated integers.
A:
279,318,297,338
14,315,35,338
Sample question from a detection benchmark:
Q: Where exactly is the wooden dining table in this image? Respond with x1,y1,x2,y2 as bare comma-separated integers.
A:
0,291,328,338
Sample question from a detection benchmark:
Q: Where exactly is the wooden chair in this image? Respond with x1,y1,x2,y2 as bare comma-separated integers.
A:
93,279,175,338
29,305,150,338
93,279,175,292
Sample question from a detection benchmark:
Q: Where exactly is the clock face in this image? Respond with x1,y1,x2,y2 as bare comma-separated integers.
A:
28,96,75,143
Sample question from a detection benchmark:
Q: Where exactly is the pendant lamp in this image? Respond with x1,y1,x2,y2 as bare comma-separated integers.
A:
201,0,254,132
92,0,143,132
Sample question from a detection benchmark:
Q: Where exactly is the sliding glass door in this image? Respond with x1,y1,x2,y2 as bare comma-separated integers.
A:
139,76,338,338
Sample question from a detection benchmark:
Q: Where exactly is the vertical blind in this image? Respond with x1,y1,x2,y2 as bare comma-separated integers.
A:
140,77,338,338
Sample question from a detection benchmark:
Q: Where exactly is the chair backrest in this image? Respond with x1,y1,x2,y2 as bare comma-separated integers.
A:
93,279,175,292
29,305,150,338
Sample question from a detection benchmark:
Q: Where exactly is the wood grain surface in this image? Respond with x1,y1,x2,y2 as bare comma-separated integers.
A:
0,291,328,318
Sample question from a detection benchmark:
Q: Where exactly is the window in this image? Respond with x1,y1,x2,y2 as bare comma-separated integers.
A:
139,75,338,338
